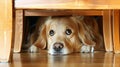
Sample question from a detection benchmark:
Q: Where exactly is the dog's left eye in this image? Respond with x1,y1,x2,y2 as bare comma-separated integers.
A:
65,29,72,35
49,30,55,36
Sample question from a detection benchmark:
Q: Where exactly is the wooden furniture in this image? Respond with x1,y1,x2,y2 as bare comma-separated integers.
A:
15,0,120,9
14,0,120,54
1,0,120,62
14,0,115,53
113,10,120,53
0,0,13,62
14,9,113,53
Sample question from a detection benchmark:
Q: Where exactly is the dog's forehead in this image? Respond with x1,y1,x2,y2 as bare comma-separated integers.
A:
47,17,76,28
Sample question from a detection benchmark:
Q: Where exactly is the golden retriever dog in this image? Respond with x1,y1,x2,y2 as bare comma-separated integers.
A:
28,16,103,55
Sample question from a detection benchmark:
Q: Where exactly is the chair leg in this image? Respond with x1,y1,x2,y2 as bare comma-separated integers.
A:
14,10,23,52
112,10,120,53
0,0,13,62
103,10,113,52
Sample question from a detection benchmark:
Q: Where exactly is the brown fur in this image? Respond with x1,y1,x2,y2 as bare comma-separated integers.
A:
30,16,103,55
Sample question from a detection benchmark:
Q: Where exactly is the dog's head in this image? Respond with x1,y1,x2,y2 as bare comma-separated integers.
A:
32,16,96,55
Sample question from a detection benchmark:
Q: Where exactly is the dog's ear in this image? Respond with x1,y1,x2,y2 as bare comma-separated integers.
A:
30,17,47,49
34,24,47,49
72,16,96,46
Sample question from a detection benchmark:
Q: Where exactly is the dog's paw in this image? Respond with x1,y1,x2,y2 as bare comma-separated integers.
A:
80,45,94,53
28,45,39,53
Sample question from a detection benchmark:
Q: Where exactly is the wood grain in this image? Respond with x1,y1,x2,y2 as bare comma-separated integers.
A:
25,10,103,16
1,51,118,67
103,10,113,52
113,10,120,53
0,0,13,62
15,0,120,9
14,10,24,53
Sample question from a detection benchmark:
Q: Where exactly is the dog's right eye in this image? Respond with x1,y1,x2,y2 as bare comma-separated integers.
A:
49,30,55,36
65,29,72,35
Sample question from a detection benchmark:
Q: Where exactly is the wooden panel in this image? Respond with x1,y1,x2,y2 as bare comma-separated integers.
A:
103,10,113,51
113,10,120,53
25,10,103,16
15,0,109,9
0,0,13,62
14,10,23,53
15,0,120,9
109,0,120,9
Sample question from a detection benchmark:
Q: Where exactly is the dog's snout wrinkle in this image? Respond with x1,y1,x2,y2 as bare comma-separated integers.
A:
53,43,64,52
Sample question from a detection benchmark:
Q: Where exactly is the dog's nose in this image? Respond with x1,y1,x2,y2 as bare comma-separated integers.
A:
53,43,64,52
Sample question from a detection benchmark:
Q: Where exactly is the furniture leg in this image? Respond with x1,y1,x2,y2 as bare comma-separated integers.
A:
103,10,113,51
14,10,23,52
112,10,120,53
0,0,13,62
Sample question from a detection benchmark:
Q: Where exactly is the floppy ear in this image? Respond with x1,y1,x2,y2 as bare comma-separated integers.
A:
74,16,96,46
34,24,47,49
30,17,47,49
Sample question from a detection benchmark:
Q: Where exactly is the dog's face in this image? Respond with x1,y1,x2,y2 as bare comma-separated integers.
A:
32,16,101,55
46,17,82,55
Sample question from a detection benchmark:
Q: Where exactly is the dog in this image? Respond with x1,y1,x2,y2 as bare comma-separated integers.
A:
28,16,103,55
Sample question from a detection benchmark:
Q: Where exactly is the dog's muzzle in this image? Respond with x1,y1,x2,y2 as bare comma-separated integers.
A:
53,42,64,52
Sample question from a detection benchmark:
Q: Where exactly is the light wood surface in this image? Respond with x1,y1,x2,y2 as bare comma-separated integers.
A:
103,10,113,51
15,0,120,9
1,51,120,67
0,0,13,62
14,10,24,52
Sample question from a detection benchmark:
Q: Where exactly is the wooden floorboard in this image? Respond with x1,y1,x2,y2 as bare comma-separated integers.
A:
0,50,119,67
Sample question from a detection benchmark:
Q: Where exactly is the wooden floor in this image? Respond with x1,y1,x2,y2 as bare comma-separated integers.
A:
0,50,120,67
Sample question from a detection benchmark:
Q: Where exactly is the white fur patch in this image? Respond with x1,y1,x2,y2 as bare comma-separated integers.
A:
80,45,94,53
28,45,38,53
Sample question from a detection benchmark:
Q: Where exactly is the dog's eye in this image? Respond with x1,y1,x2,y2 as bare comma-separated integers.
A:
49,30,55,36
65,29,72,35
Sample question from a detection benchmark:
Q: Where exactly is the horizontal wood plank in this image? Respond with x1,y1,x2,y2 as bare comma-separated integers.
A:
15,0,120,9
25,10,103,16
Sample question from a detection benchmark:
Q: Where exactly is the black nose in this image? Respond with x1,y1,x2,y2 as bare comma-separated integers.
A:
53,43,64,52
